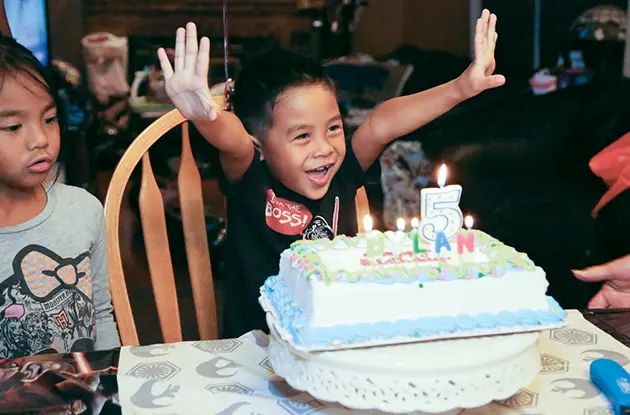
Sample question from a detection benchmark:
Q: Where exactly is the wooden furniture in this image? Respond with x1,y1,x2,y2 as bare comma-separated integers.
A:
105,98,370,346
624,0,630,78
0,0,11,37
355,183,370,232
84,0,312,48
105,109,219,346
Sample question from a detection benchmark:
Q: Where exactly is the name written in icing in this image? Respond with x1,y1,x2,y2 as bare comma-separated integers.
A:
359,251,448,267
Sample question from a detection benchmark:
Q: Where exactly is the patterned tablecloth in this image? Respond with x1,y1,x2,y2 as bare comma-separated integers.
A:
117,310,628,415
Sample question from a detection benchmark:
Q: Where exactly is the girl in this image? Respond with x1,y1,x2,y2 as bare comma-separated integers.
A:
0,35,120,358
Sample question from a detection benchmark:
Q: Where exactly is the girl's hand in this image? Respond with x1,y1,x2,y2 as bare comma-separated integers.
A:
456,9,506,99
157,22,220,122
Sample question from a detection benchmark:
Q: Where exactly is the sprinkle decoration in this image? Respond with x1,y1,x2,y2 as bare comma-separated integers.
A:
291,230,536,286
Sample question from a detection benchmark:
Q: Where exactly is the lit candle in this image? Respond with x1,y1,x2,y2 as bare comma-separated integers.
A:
465,215,474,230
385,218,407,254
391,217,407,253
410,217,422,253
435,231,452,254
457,215,476,254
363,215,384,257
420,164,463,242
462,215,476,279
397,217,406,232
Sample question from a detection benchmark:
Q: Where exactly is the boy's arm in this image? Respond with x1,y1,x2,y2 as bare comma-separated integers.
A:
193,112,254,182
158,23,253,181
351,9,505,170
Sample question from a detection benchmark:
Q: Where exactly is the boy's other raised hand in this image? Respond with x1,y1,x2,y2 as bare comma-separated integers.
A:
157,22,220,122
456,9,506,99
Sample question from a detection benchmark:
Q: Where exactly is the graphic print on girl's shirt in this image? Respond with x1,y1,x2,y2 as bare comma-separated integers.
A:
0,245,96,358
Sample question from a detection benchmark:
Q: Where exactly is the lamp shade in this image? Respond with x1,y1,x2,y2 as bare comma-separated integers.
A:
570,5,627,42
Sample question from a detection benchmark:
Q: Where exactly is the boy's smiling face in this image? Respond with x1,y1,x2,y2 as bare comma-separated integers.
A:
259,84,345,200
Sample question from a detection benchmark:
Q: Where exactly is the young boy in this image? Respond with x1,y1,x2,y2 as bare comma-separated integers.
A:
158,10,505,338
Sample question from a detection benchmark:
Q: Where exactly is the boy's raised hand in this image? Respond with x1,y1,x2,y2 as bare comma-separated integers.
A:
456,9,506,99
157,22,220,121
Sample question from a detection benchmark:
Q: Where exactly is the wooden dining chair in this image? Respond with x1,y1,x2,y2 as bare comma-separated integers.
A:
105,95,371,346
105,103,228,346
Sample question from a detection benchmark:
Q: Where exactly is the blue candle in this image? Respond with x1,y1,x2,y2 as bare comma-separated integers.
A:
435,231,452,254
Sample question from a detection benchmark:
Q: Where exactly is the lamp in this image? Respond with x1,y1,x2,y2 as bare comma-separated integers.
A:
570,5,627,42
568,5,628,78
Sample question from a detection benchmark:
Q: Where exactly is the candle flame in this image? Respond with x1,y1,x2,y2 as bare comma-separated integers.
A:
363,215,373,233
411,217,419,228
437,164,447,188
396,218,406,232
465,215,474,230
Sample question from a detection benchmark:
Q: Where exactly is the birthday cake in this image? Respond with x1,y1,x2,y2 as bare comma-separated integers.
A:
259,228,566,352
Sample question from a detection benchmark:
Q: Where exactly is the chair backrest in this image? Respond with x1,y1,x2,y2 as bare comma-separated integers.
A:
105,104,371,346
355,185,370,232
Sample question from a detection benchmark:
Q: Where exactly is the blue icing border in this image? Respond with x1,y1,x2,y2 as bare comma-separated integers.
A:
262,275,566,349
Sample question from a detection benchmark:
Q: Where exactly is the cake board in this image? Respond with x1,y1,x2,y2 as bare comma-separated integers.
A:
266,313,543,414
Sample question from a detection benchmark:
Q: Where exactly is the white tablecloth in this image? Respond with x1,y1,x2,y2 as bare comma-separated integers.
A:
117,310,627,414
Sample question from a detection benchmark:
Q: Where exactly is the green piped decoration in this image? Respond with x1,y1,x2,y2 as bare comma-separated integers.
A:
345,270,361,283
288,229,538,285
476,261,495,276
439,263,462,279
424,268,441,280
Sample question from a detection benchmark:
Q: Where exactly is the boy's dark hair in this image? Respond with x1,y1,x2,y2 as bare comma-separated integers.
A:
230,47,336,140
0,34,66,184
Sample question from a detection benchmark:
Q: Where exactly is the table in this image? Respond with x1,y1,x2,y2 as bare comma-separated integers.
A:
0,309,628,415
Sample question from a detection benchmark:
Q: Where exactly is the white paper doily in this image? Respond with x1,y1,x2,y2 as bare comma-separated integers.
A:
267,314,541,414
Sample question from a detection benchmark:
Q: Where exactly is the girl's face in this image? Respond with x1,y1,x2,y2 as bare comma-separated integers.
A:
0,74,60,192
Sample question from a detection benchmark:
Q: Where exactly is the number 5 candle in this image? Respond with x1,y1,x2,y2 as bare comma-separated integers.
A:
420,164,463,242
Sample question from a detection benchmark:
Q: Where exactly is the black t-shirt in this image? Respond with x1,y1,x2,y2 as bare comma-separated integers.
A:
219,138,379,338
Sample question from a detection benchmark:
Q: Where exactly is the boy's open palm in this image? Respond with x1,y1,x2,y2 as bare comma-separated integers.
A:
457,9,506,98
157,22,219,122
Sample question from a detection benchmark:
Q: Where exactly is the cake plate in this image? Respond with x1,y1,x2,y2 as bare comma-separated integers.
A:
266,314,541,414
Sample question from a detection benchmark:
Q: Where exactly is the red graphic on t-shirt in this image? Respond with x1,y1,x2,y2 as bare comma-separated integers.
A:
265,189,313,235
52,310,69,329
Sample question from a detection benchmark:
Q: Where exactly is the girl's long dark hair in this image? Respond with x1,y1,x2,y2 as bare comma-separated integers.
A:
0,34,66,185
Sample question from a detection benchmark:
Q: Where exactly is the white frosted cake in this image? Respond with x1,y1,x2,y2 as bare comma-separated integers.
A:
259,229,566,352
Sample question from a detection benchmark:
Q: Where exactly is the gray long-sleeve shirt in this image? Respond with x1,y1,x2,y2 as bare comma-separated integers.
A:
0,183,120,358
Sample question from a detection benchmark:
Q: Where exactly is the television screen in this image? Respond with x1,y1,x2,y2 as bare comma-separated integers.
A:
6,0,49,66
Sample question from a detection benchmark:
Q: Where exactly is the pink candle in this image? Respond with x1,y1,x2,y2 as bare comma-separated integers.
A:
457,215,476,254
